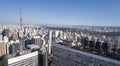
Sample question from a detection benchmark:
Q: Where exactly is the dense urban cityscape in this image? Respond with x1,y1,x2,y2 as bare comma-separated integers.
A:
0,0,120,66
0,24,120,66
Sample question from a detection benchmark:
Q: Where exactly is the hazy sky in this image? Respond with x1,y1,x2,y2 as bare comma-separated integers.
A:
0,0,120,26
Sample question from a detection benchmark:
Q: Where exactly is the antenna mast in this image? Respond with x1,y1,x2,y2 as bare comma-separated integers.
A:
20,0,23,29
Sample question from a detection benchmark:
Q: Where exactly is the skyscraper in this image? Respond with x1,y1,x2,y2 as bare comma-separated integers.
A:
48,30,52,55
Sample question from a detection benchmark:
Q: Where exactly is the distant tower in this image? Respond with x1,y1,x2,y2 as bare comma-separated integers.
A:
19,0,24,51
20,0,23,29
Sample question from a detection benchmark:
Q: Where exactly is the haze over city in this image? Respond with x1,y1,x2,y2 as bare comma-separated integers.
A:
0,0,120,26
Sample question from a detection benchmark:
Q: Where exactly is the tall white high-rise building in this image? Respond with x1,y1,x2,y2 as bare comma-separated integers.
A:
48,30,52,55
3,36,8,43
60,31,64,40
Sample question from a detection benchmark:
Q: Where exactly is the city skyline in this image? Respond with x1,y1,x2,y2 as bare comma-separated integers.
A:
0,0,120,26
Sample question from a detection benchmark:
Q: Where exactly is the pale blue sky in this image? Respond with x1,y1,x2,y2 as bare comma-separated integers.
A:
0,0,120,26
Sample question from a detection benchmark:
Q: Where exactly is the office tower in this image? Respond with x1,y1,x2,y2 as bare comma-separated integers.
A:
88,36,96,51
41,41,48,66
6,40,20,55
117,36,120,49
102,42,109,54
54,30,58,38
81,37,88,49
6,42,10,55
48,30,52,55
2,29,10,38
18,29,24,39
72,33,79,47
24,38,33,48
38,53,43,66
109,41,113,53
116,37,120,59
60,31,64,40
63,32,67,40
40,39,44,49
55,30,60,38
52,33,56,42
95,41,101,53
75,33,78,42
0,41,6,57
43,49,48,66
32,36,43,48
10,42,20,55
5,51,38,66
107,37,116,53
3,36,9,43
24,27,28,37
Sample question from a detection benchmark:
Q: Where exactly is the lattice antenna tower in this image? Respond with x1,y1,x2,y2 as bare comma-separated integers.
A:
20,0,23,29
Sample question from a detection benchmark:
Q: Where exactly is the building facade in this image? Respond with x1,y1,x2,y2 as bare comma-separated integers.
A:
52,44,120,66
0,41,6,57
5,51,38,66
32,36,43,48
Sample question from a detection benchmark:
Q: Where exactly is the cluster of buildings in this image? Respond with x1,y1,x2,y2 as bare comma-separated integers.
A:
0,24,53,66
49,26,120,59
0,24,120,66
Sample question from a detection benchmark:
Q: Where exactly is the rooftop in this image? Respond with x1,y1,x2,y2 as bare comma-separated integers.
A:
7,50,31,59
53,44,120,65
27,44,40,50
7,51,38,64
